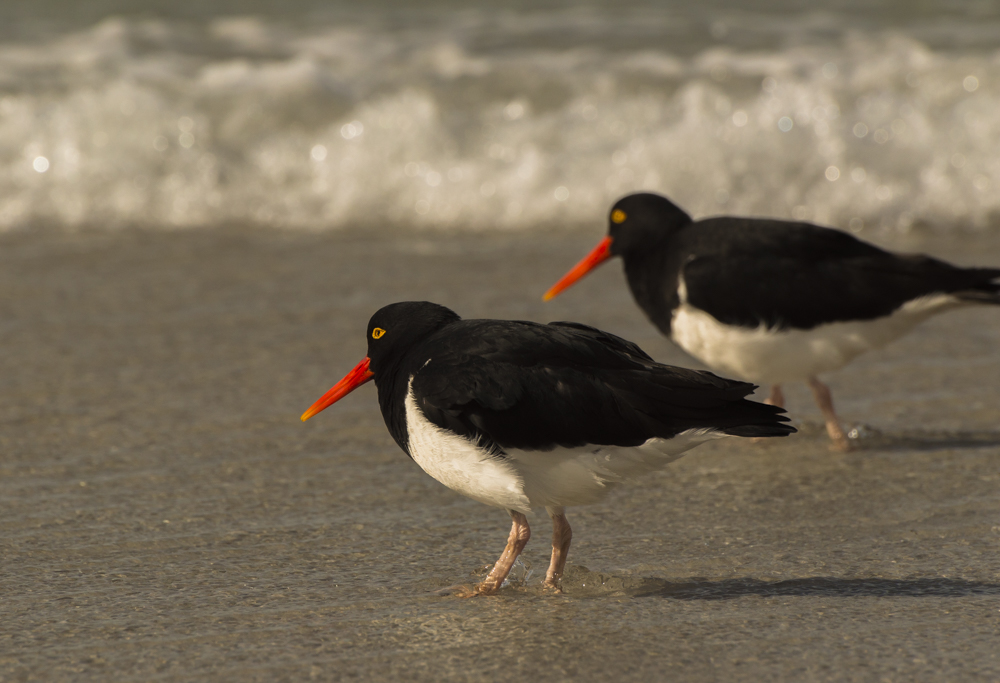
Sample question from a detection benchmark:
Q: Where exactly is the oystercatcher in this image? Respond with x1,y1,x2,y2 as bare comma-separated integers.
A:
301,301,793,596
544,192,1000,451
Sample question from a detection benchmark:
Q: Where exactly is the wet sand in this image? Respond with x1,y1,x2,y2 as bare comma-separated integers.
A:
2,226,999,681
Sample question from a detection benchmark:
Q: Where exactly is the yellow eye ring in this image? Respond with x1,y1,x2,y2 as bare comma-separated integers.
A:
611,209,627,224
372,327,386,339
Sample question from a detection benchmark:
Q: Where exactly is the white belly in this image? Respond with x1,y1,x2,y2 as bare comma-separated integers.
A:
405,386,530,512
505,429,720,510
404,382,721,513
670,294,962,384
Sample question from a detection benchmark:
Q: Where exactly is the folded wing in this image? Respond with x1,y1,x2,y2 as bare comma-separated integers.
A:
411,320,794,452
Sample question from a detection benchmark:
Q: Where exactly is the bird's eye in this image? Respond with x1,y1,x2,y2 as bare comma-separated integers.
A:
372,327,386,339
611,209,627,224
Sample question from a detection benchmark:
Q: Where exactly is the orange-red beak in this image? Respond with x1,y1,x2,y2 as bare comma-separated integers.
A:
542,236,614,301
301,357,375,421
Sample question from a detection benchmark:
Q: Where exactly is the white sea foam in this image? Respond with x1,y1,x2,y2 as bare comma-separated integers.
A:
0,12,999,232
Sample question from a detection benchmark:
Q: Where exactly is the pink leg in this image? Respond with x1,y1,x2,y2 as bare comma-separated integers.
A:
765,384,785,408
543,506,572,592
808,376,853,452
753,384,786,444
466,510,531,597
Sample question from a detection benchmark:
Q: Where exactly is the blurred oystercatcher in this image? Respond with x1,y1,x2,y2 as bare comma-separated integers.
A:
302,301,793,596
544,192,1000,451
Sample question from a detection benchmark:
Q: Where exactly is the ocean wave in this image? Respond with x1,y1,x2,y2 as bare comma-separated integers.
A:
0,15,998,232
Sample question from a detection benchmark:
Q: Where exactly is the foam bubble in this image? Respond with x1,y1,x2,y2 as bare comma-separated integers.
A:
0,17,998,233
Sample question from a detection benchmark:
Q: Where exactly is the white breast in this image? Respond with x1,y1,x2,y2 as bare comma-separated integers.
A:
404,379,721,513
670,288,963,384
405,383,532,512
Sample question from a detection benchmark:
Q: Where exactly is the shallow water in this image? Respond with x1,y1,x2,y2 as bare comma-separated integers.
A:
2,227,999,681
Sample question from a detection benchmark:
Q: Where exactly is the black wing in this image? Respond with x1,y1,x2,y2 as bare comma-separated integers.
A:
544,321,656,363
682,217,1000,330
411,320,793,451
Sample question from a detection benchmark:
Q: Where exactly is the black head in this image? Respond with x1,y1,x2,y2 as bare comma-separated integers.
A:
606,193,693,256
366,301,461,376
300,301,461,423
543,192,693,302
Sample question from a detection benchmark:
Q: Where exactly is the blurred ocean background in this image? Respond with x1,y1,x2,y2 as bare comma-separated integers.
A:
1,0,999,234
6,5,1000,679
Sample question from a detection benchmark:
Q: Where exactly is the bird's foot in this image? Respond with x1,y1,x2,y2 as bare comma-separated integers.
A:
442,576,505,598
436,583,495,598
463,580,503,598
828,437,855,453
453,585,479,598
826,422,855,452
433,583,476,597
542,579,564,594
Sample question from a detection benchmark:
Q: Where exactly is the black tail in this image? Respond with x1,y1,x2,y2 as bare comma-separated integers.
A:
606,363,798,441
720,401,796,438
954,267,1000,305
723,421,796,439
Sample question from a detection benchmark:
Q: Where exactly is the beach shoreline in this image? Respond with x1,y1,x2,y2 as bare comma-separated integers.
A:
2,224,999,681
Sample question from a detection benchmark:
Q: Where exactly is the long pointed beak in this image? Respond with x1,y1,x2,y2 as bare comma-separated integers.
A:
301,357,374,422
542,236,614,301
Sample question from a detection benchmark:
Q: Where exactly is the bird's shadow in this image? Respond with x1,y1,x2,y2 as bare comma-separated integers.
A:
813,423,1000,452
628,576,1000,599
859,431,1000,452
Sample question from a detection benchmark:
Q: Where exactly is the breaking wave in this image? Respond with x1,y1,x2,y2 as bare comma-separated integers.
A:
1,10,999,233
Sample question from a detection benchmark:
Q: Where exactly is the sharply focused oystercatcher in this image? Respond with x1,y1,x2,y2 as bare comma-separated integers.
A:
544,192,1000,451
301,301,793,595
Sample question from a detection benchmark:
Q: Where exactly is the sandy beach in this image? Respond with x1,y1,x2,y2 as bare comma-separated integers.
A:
1,226,999,681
